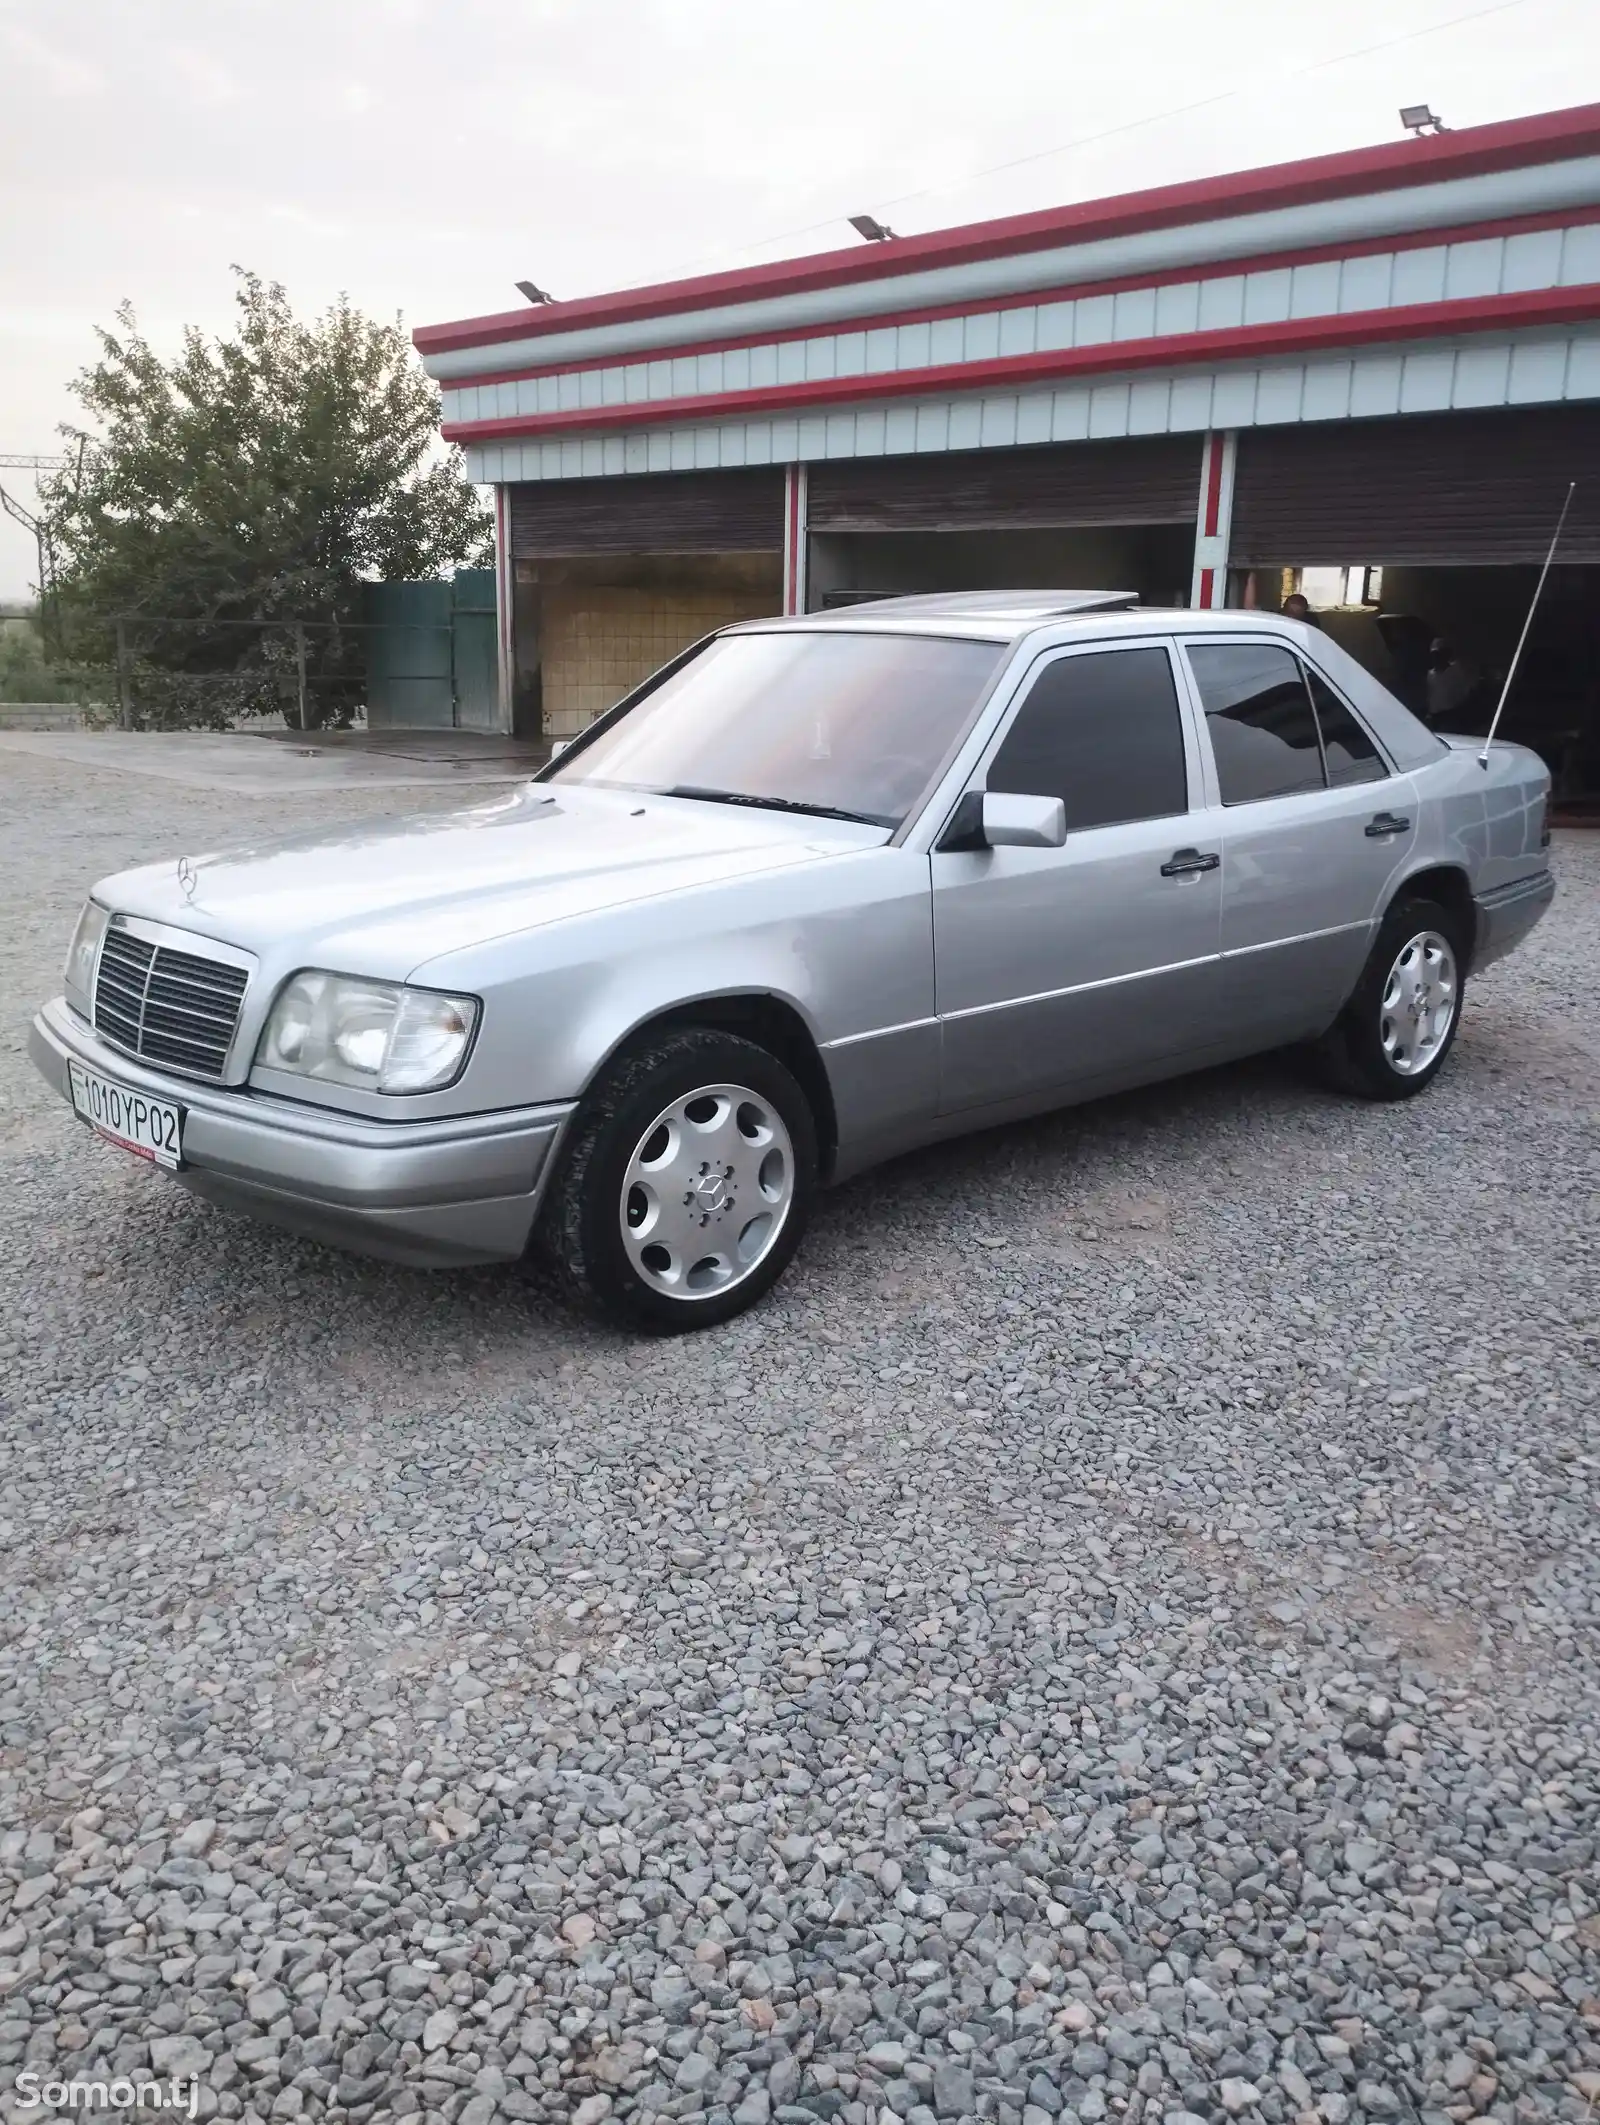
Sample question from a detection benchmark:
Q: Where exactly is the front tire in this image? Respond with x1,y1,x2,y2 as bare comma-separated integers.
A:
539,1028,818,1332
1315,895,1467,1101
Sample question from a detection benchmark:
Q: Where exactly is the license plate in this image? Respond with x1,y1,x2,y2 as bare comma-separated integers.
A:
67,1060,184,1170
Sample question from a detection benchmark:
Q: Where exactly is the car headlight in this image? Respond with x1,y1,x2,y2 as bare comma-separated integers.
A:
258,972,479,1094
64,900,109,1006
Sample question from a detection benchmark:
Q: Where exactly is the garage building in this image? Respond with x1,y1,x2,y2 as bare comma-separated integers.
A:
416,102,1600,795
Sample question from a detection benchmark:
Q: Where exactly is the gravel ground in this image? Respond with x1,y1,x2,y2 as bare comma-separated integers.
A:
1,754,1596,2125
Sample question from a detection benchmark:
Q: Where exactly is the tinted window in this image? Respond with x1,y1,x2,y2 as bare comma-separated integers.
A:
549,629,1004,828
1188,642,1325,804
987,647,1187,831
1306,666,1387,785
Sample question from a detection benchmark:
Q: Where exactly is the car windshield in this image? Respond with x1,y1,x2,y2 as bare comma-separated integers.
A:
545,628,1006,828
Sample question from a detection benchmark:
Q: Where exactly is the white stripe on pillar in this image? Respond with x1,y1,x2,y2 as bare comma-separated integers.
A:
494,484,514,732
783,464,809,615
1189,429,1238,609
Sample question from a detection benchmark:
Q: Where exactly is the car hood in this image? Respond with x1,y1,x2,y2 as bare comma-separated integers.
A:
95,783,888,978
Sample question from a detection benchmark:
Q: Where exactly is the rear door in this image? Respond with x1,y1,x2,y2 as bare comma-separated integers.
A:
932,641,1227,1115
1183,637,1418,1040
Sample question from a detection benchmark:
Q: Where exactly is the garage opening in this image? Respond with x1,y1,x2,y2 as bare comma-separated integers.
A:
1228,406,1600,804
807,438,1202,613
507,470,785,740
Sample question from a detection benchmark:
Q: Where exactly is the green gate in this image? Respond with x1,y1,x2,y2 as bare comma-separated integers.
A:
363,570,500,730
449,569,499,731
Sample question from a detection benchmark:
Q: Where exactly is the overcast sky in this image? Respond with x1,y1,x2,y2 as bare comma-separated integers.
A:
3,0,1598,599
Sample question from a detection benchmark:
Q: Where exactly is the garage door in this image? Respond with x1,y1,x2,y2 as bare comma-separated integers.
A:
1230,405,1600,567
508,468,786,556
807,437,1202,532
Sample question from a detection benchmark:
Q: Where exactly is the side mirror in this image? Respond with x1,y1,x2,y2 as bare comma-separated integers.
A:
982,790,1067,849
548,738,572,759
937,788,1068,851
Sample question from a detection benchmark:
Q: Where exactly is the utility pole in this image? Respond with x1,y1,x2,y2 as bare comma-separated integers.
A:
2,450,81,659
114,620,132,730
0,484,57,652
292,621,309,732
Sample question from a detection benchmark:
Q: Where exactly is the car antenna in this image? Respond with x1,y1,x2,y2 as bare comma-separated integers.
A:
1478,480,1576,768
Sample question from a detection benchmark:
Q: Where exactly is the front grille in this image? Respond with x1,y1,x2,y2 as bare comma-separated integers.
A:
93,926,250,1081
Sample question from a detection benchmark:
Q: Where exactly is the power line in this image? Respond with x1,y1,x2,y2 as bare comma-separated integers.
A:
659,0,1541,279
857,0,1536,226
0,455,66,472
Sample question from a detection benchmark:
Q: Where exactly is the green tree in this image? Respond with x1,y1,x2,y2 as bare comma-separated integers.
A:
0,610,96,705
43,270,491,727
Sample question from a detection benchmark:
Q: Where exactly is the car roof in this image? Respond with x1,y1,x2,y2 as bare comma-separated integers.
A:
803,589,1139,623
726,600,1321,645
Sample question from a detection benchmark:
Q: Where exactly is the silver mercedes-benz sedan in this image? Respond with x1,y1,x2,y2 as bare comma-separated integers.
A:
31,591,1554,1331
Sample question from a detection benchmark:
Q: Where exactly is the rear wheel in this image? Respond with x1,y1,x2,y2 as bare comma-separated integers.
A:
539,1028,818,1332
1314,895,1467,1100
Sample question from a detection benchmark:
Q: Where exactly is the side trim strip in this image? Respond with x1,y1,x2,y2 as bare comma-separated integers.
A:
935,920,1371,1029
822,1016,939,1050
825,920,1446,1046
942,951,1218,1023
1218,920,1368,959
1475,869,1554,910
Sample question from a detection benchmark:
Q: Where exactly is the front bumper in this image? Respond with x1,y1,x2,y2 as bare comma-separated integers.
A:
30,997,574,1268
1472,870,1555,972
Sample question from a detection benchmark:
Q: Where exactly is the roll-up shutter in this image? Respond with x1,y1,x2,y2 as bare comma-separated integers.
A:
1230,406,1600,567
508,468,785,556
807,438,1202,532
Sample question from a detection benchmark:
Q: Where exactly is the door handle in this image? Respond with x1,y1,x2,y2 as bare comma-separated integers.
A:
1365,811,1412,836
1160,847,1220,877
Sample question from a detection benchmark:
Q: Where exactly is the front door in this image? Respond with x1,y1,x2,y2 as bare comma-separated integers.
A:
1183,637,1419,1040
933,641,1227,1115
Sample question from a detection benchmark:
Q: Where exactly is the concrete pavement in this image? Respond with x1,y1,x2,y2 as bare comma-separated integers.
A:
0,726,551,794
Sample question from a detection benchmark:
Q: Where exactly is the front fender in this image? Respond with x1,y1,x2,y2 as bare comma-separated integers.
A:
412,849,938,1130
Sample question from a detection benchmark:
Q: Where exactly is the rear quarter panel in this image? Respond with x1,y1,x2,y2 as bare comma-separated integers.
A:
1410,740,1552,897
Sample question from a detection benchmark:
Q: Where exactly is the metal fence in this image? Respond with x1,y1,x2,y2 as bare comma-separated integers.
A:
0,596,498,732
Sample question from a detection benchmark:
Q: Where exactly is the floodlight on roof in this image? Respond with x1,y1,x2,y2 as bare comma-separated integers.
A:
848,213,898,242
1399,104,1447,136
515,280,556,304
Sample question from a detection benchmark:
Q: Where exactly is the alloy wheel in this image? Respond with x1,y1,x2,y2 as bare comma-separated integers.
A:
618,1081,795,1300
1379,929,1458,1076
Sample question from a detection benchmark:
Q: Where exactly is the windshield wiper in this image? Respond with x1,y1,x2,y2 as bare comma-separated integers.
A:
663,785,893,828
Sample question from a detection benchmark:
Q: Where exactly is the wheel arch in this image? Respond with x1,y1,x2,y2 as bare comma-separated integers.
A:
583,993,841,1178
1388,863,1477,969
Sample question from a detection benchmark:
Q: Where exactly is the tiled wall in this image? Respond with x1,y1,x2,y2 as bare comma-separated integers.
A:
441,221,1600,429
540,585,776,736
466,325,1600,487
